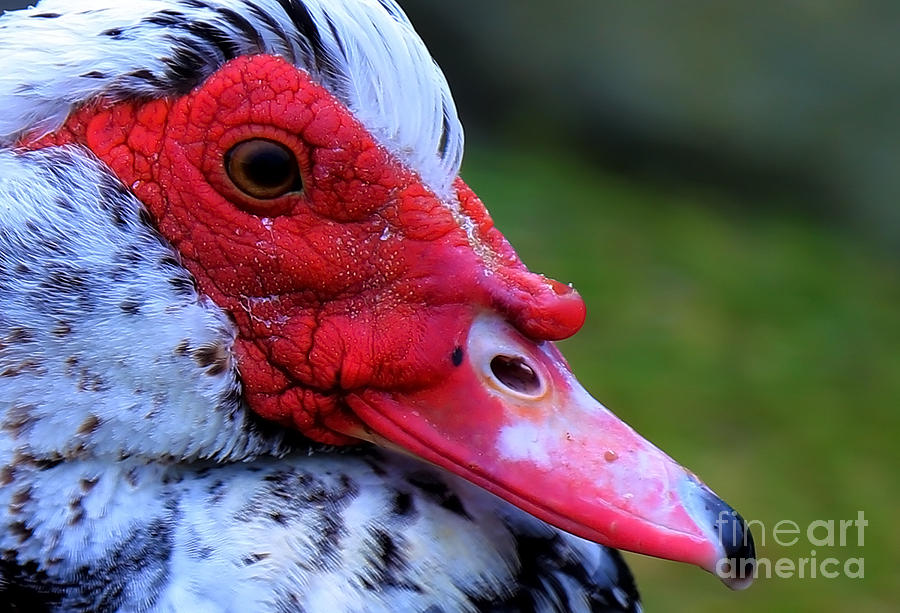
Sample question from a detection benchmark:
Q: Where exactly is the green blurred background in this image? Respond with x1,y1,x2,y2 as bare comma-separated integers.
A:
398,2,899,611
3,0,898,611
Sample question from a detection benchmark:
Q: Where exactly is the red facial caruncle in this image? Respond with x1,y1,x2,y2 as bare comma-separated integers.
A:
27,53,754,587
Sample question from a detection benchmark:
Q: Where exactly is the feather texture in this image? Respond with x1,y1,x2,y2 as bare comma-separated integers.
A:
0,0,462,198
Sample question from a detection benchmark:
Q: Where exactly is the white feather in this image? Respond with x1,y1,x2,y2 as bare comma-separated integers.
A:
0,0,463,198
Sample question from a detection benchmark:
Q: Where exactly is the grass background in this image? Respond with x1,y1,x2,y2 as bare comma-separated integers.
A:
461,144,899,612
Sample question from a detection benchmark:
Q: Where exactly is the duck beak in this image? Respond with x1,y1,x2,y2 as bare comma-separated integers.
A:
344,312,755,588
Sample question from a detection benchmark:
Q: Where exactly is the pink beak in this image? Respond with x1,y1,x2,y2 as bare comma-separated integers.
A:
343,313,755,589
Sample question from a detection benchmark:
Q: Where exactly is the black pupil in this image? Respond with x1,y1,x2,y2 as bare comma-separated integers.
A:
226,139,300,200
239,141,294,188
490,355,541,395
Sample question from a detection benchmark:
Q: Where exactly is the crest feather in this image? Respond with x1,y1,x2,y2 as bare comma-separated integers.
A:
0,0,463,196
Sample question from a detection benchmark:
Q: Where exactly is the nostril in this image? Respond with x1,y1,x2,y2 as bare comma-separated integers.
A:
490,355,541,395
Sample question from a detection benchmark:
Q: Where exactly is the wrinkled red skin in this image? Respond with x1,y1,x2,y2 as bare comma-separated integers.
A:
28,55,585,444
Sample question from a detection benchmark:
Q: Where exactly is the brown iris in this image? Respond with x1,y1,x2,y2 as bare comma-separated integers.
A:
225,139,302,200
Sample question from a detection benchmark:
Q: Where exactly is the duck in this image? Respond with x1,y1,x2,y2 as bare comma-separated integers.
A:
0,1,755,611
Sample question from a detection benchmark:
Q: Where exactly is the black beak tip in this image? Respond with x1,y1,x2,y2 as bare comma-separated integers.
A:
713,506,757,589
721,509,756,572
692,481,756,588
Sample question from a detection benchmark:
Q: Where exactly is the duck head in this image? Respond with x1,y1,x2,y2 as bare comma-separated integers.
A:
17,1,754,588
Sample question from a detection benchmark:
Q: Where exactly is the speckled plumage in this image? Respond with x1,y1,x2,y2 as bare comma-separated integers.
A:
0,1,641,611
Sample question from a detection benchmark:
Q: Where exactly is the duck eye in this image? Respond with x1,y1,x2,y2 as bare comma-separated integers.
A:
225,139,302,200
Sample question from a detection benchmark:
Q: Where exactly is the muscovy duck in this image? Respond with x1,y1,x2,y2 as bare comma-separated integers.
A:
0,1,755,611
